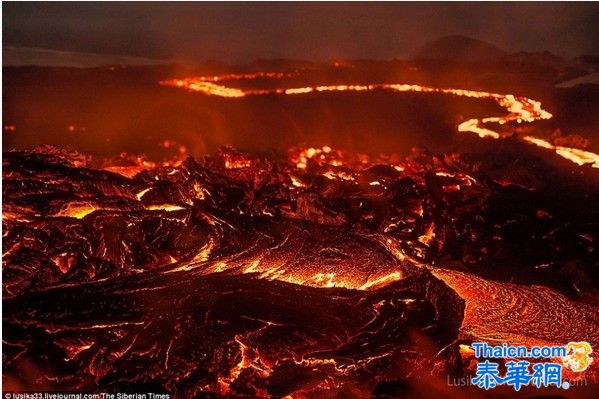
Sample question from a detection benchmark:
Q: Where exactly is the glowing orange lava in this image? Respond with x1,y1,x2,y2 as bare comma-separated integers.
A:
161,74,599,169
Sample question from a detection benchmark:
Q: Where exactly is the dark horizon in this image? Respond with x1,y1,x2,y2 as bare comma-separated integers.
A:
3,2,599,65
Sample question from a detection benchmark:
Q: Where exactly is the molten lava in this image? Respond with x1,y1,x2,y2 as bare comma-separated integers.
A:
161,73,599,169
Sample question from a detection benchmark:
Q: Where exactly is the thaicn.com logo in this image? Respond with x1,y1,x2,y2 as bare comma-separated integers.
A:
467,341,593,390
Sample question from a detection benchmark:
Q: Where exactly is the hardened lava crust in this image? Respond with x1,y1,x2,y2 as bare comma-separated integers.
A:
3,145,599,397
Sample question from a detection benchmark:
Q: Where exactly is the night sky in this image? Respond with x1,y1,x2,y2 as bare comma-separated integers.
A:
3,2,599,64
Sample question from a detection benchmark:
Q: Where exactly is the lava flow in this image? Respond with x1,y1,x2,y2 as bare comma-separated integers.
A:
3,136,599,396
161,73,599,169
4,65,599,399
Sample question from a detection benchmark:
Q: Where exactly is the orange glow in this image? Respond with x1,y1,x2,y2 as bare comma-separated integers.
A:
162,73,599,169
102,144,188,177
322,170,354,181
431,268,598,353
218,335,273,394
285,87,313,95
224,159,252,169
135,187,153,200
173,80,246,98
145,204,186,212
523,136,599,167
310,273,340,288
51,252,76,274
197,71,295,83
459,344,475,357
204,252,407,291
103,165,147,178
358,271,403,290
418,223,435,246
57,203,100,219
53,202,185,219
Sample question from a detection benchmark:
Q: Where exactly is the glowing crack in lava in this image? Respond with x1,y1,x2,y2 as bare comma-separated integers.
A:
161,74,599,169
3,138,599,395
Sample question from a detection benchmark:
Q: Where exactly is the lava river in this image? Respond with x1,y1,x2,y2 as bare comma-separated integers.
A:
161,72,599,169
